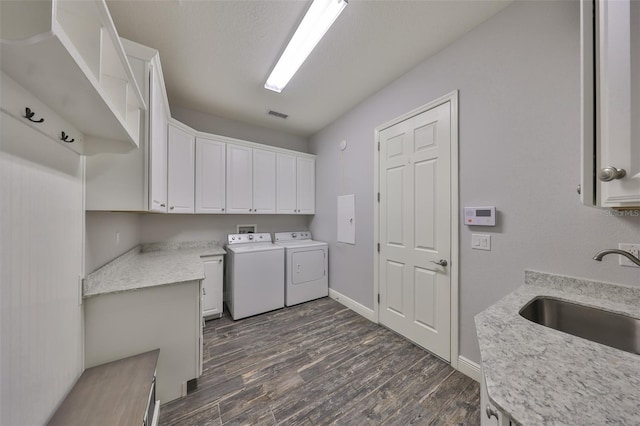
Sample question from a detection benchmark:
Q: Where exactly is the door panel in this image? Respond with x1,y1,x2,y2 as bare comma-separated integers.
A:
386,260,405,316
414,159,437,251
379,101,451,361
167,123,195,213
252,149,276,214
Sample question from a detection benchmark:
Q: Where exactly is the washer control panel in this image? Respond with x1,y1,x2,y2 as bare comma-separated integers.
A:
227,233,272,245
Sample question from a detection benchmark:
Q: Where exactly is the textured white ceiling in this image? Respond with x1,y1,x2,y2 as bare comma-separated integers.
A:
106,0,511,137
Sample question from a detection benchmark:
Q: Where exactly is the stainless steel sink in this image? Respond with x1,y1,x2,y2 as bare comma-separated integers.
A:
519,296,640,355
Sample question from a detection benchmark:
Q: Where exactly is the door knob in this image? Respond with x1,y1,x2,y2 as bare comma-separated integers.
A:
431,259,448,267
599,167,626,182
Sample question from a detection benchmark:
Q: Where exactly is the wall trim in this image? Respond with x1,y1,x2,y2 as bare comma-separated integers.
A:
457,356,481,382
328,288,376,322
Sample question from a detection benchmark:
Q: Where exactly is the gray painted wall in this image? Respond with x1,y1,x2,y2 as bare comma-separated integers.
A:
309,0,640,364
85,212,142,273
172,105,310,153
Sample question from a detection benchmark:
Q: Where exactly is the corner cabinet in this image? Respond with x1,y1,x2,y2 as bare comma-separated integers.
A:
85,39,170,211
0,0,145,153
581,0,640,208
202,256,224,319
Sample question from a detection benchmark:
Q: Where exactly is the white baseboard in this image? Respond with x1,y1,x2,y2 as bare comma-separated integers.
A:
328,288,376,322
457,355,481,382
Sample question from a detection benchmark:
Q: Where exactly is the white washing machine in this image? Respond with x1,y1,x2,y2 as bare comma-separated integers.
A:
225,233,284,320
274,232,328,306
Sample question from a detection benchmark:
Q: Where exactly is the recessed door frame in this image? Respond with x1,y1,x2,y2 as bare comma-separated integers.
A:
373,90,459,368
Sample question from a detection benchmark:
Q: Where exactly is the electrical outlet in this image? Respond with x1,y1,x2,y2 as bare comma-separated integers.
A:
618,243,640,267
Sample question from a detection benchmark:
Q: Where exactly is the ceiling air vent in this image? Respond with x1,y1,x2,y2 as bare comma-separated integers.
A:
268,110,288,119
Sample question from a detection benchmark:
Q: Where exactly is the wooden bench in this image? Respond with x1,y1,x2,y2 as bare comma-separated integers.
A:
48,350,160,426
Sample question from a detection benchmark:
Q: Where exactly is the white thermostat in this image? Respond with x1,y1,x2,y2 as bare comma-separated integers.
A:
464,207,496,226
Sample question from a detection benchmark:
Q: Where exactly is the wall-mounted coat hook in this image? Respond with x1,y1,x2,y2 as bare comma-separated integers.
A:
60,131,75,143
24,107,44,123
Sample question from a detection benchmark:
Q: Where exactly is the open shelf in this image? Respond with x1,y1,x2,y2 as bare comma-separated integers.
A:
0,0,146,154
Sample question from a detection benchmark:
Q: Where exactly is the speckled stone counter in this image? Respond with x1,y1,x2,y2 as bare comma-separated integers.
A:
84,241,226,298
476,270,640,425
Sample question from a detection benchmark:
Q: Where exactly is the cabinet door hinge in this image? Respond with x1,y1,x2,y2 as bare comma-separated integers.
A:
377,293,380,304
377,192,380,202
378,141,380,151
377,243,380,252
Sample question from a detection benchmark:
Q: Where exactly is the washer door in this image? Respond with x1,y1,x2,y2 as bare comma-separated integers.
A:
291,249,326,285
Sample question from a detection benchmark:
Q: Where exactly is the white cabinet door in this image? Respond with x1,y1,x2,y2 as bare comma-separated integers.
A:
252,149,276,214
202,256,223,318
581,0,640,207
481,369,511,426
167,123,195,213
149,62,168,213
296,157,315,214
276,153,297,214
195,137,226,214
226,144,253,214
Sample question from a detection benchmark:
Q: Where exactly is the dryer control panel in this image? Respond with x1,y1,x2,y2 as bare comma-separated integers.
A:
274,231,312,242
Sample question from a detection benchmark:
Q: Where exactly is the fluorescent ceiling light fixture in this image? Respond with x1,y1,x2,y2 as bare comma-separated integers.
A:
265,0,348,93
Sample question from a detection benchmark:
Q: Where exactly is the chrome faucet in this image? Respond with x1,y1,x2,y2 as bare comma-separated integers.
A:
593,249,640,267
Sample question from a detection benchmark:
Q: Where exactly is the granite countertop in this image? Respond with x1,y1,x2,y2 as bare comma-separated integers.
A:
476,270,640,425
84,241,226,298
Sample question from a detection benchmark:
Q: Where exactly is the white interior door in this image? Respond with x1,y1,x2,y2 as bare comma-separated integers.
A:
378,101,452,361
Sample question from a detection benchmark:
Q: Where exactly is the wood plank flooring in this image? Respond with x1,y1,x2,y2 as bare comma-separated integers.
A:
160,298,480,426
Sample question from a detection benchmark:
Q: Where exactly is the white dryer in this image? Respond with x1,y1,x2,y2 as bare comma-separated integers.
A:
225,233,284,320
274,232,328,306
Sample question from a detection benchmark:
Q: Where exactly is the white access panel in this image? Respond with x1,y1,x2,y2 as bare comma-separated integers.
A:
291,249,325,285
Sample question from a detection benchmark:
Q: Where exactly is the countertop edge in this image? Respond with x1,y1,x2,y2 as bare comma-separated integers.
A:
476,270,640,425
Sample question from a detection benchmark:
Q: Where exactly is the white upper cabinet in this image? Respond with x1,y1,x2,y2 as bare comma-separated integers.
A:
581,0,640,207
226,145,277,214
296,157,316,214
167,121,195,213
252,149,277,214
149,60,169,212
276,153,316,214
196,137,226,214
85,39,170,211
0,0,145,153
226,144,254,214
276,153,298,214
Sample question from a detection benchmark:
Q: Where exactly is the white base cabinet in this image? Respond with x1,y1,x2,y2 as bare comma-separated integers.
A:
481,369,512,426
84,281,202,404
202,255,224,319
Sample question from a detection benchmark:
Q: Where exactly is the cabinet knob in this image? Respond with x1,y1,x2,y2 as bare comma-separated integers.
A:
170,206,175,210
161,204,166,207
222,208,225,212
599,167,626,182
485,405,499,420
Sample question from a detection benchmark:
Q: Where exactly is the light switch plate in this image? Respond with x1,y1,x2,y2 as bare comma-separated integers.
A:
472,234,491,251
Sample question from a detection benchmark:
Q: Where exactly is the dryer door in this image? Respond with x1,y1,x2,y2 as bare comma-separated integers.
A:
291,249,326,285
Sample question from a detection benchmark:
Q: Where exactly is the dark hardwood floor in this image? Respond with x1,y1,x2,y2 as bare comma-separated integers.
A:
160,297,480,425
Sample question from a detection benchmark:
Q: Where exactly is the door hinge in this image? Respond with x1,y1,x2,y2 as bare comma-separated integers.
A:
377,192,380,202
378,141,380,151
377,243,380,252
377,293,380,304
